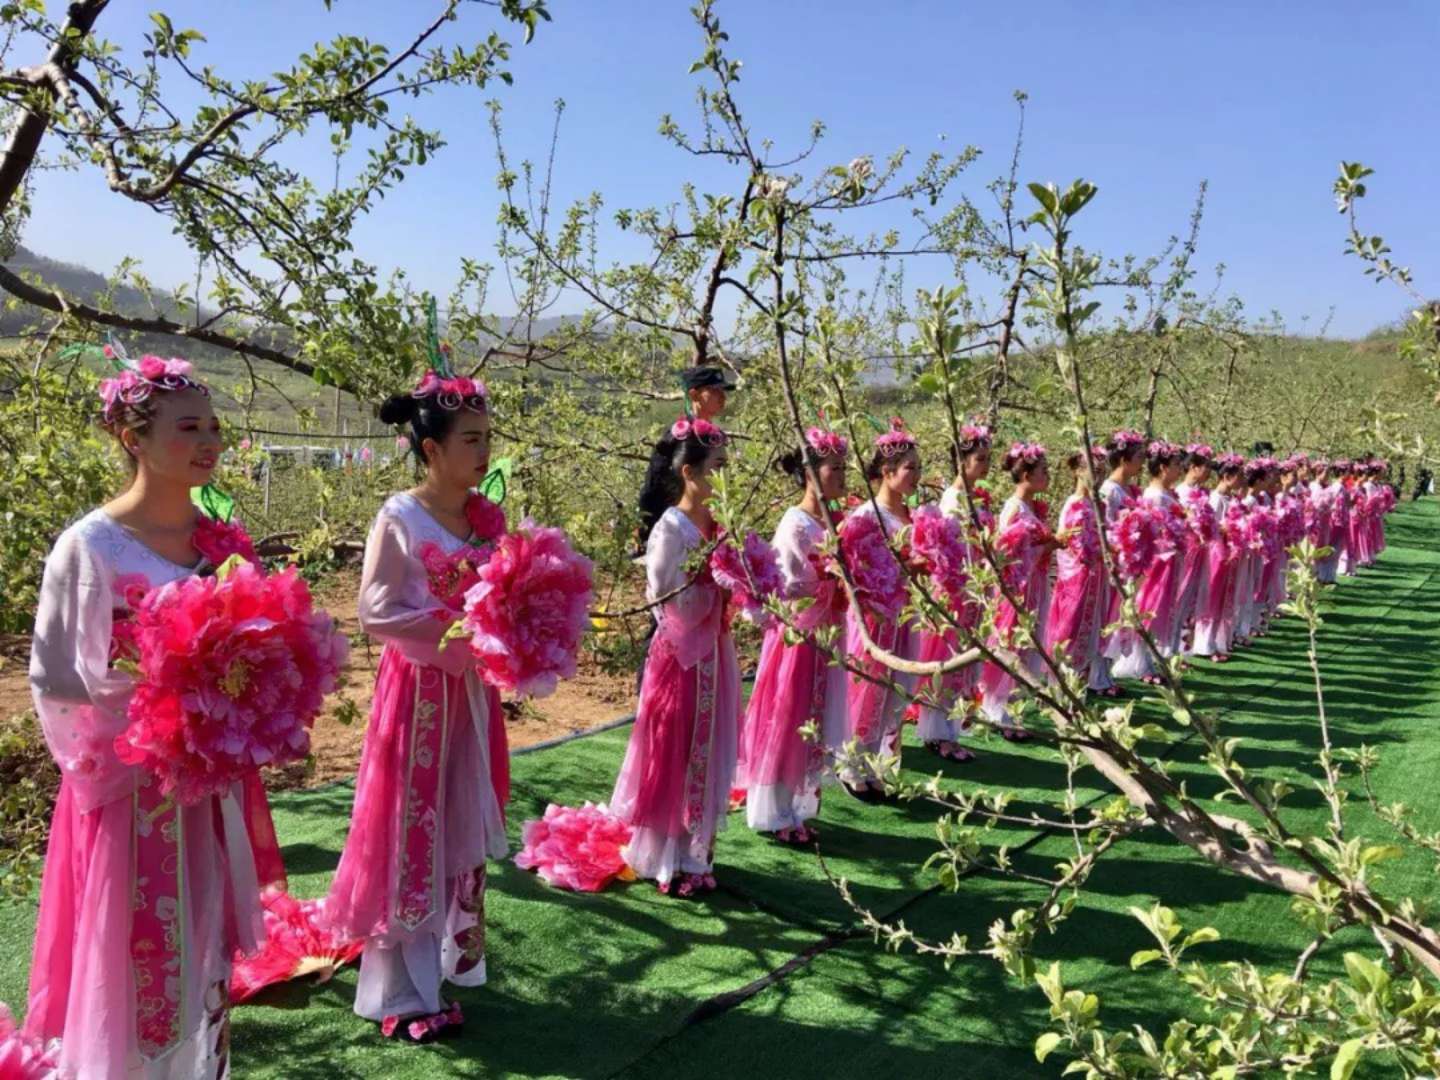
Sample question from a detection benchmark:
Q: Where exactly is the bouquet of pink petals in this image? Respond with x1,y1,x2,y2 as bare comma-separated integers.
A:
834,511,907,620
1108,502,1163,580
515,801,636,892
1181,488,1217,546
114,561,348,805
458,520,594,699
909,505,970,607
230,889,364,1003
0,1003,57,1079
709,530,784,621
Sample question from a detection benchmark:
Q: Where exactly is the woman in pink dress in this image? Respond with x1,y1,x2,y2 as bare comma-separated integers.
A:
611,418,738,896
1173,444,1215,658
842,420,921,797
737,426,849,844
918,422,994,760
27,356,276,1078
1098,430,1147,674
1112,441,1187,684
979,442,1061,739
1045,447,1116,697
1193,453,1246,662
1310,460,1341,584
326,371,509,1040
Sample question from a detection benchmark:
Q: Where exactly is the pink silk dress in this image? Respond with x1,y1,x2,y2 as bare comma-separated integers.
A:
1097,479,1132,671
842,502,915,778
1335,482,1356,577
26,510,269,1080
611,506,739,884
736,507,847,832
914,486,991,741
1112,487,1185,679
1193,490,1238,657
979,496,1053,728
1044,493,1113,691
1172,483,1213,656
1310,480,1340,584
325,493,509,1022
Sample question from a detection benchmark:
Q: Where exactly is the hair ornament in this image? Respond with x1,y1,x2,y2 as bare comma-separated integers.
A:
410,297,488,412
671,416,728,447
805,426,848,458
875,417,918,458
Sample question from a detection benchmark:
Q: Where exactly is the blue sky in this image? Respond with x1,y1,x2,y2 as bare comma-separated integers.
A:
22,0,1440,338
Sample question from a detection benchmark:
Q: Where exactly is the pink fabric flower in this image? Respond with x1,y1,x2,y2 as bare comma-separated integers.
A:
459,520,594,699
670,416,727,446
515,802,634,892
836,512,906,619
874,417,917,456
98,356,206,419
418,543,484,613
412,371,488,411
910,505,969,607
709,530,783,620
804,426,848,458
230,889,364,1003
114,563,349,805
1181,488,1217,546
192,516,259,568
1108,502,1162,579
464,493,506,545
0,1002,58,1079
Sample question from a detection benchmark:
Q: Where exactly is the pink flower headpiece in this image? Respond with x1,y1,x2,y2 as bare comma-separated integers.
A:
672,416,728,447
1280,455,1306,472
1109,429,1146,451
1147,439,1180,459
875,417,918,458
98,350,208,421
412,369,488,413
1214,452,1245,471
1007,441,1047,465
1185,443,1215,460
1089,444,1109,463
1313,458,1332,471
960,422,992,448
1332,458,1352,472
805,426,848,459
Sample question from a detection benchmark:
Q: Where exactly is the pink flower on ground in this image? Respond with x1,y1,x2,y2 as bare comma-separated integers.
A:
114,563,348,805
515,802,634,892
459,521,594,699
709,530,783,620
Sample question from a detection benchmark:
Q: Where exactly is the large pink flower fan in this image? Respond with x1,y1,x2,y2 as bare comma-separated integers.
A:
1108,502,1162,580
230,889,364,1003
835,511,906,619
114,562,349,805
909,505,969,607
1181,488,1217,546
709,530,783,620
0,1003,57,1079
515,802,635,892
459,520,594,699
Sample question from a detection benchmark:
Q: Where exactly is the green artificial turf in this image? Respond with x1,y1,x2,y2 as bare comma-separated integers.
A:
2,502,1437,1078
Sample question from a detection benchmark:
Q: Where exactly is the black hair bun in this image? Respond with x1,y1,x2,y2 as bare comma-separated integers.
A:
378,393,419,426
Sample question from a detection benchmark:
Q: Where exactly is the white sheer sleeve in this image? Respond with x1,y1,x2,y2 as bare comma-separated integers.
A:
29,525,139,814
771,510,818,599
648,511,722,668
358,510,471,675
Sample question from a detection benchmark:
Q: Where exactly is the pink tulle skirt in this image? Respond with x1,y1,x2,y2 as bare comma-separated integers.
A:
611,631,739,884
326,646,509,946
844,612,914,771
980,574,1051,725
27,780,262,1079
1192,541,1234,656
1046,562,1111,690
1113,555,1181,677
737,624,846,831
1173,545,1208,652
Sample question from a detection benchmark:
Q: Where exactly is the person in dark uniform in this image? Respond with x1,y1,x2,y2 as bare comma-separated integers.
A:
636,366,737,546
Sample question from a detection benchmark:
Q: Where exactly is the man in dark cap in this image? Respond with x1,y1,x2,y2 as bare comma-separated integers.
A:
680,365,736,424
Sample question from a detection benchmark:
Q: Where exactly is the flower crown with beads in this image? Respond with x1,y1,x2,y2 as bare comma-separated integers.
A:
672,416,727,447
874,417,918,458
1108,429,1146,451
804,426,847,458
84,337,209,422
410,296,488,413
959,422,992,448
1007,440,1047,465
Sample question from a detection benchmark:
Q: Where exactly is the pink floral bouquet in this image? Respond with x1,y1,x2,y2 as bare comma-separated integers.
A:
114,562,349,805
909,505,969,607
0,1003,57,1079
710,530,784,621
1181,488,1217,546
458,520,594,699
193,515,259,568
1108,502,1162,580
230,889,364,1003
835,511,907,620
515,802,635,892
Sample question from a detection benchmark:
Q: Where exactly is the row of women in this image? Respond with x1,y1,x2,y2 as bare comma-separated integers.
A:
618,418,1395,901
17,346,1393,1075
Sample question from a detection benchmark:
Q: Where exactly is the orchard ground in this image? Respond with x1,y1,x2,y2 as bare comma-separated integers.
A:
0,501,1435,1077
